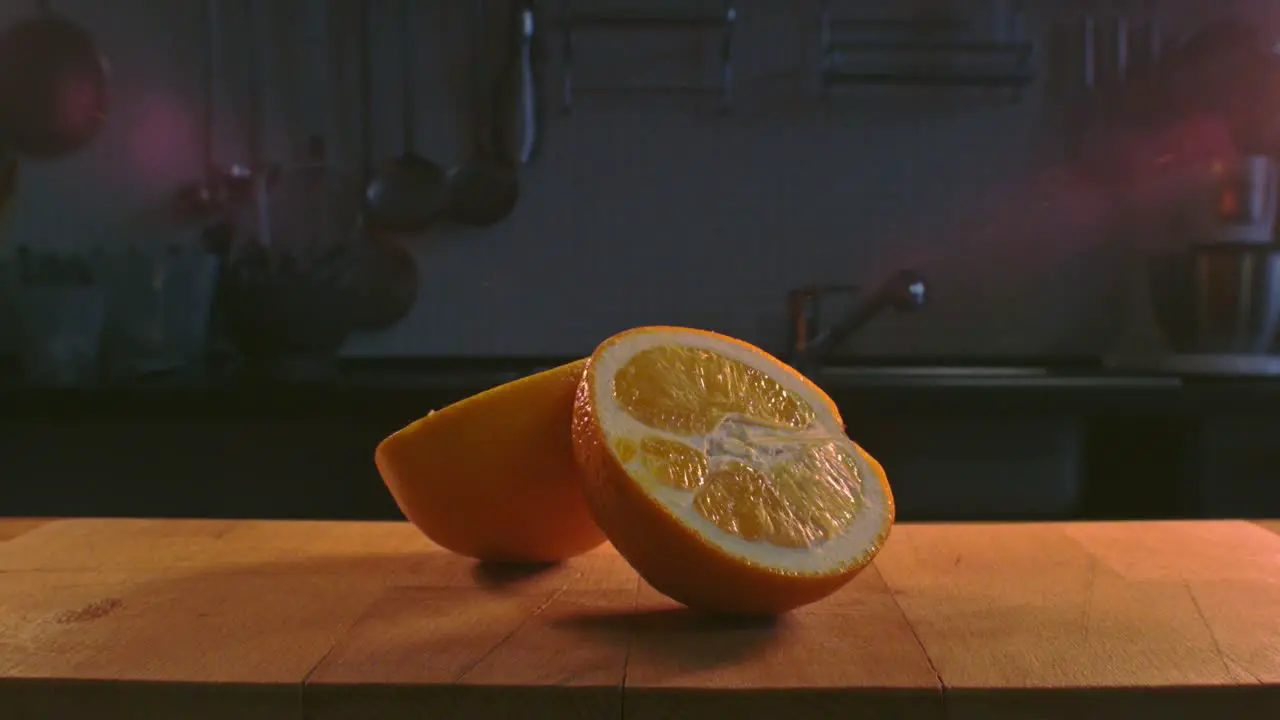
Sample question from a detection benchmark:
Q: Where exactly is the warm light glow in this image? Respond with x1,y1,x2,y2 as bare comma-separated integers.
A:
128,95,195,183
1218,187,1240,218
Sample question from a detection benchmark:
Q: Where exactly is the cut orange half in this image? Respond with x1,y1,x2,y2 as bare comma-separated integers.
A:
376,360,606,563
572,326,894,614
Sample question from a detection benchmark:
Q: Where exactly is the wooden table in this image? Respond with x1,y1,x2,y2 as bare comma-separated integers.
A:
0,518,1277,719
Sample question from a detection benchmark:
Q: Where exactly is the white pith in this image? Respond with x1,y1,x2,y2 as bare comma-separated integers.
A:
592,330,892,575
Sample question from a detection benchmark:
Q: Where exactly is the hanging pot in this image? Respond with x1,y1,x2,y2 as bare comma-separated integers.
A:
0,1,110,160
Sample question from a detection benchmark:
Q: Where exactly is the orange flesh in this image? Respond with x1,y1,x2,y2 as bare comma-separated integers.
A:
610,346,865,550
611,346,814,434
639,436,707,491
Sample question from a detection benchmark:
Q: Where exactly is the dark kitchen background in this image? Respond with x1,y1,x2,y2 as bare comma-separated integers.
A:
2,0,1279,523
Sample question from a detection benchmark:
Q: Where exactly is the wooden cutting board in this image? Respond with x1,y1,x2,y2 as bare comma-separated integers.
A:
0,518,1277,720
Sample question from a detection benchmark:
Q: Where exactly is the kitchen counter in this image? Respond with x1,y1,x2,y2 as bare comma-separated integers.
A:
5,358,1280,417
1,518,1278,719
6,357,1280,522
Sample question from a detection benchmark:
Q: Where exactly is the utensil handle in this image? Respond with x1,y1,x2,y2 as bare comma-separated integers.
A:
1082,14,1096,92
1114,13,1129,84
254,174,272,250
400,0,416,153
518,8,536,164
1147,20,1161,66
202,0,219,173
471,0,493,151
246,0,267,169
358,0,373,185
301,0,332,164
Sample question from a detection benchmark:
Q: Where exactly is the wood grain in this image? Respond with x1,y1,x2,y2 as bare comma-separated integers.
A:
0,518,53,543
0,518,1277,720
622,567,944,719
874,522,1280,720
306,553,637,720
0,518,432,572
0,567,379,719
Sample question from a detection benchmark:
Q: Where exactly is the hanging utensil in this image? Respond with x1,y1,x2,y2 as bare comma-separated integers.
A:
220,0,277,270
0,140,19,228
517,0,541,165
357,0,374,193
1106,1,1164,139
346,1,420,333
1060,5,1098,171
446,0,520,227
0,0,109,159
1143,4,1161,69
365,0,449,234
1090,2,1125,156
1111,4,1129,88
221,1,352,374
198,0,220,197
173,0,228,222
247,0,272,254
269,0,362,258
1067,1,1152,183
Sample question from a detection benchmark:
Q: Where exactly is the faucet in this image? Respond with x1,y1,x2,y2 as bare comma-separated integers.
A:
786,269,928,373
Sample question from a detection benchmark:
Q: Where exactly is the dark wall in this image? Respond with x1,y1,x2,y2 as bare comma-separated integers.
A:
1,0,1270,357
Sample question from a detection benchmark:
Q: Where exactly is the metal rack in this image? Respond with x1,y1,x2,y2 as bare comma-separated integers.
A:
558,2,737,113
818,0,1034,98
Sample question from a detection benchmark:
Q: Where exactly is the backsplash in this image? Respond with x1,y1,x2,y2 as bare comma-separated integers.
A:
0,0,1271,358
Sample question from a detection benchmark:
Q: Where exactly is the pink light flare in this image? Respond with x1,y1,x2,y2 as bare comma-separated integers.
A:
874,113,1244,279
126,93,198,186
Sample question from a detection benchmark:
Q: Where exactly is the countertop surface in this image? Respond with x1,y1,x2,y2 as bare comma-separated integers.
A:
1,518,1277,719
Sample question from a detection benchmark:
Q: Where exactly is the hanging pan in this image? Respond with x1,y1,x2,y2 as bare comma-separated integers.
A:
0,0,110,159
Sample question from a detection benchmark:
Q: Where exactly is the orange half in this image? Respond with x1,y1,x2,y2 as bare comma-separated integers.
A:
376,360,605,563
572,326,894,614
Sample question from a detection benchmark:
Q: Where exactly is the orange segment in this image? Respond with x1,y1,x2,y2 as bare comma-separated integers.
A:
639,436,707,491
572,326,895,614
613,345,815,434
